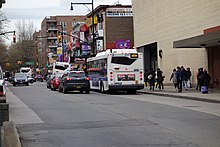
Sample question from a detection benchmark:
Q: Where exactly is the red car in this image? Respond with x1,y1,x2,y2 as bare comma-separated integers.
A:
50,74,62,91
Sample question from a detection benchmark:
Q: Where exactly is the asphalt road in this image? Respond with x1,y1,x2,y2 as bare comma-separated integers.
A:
8,82,220,147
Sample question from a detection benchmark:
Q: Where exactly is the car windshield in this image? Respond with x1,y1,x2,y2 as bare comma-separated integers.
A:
15,74,27,78
69,72,85,77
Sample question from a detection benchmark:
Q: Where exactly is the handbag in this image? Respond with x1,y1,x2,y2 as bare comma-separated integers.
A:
148,74,153,80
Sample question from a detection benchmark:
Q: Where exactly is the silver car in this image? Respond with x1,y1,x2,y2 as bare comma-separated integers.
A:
13,73,29,86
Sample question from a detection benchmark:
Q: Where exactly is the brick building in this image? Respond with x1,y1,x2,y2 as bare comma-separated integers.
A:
40,15,87,67
85,4,134,55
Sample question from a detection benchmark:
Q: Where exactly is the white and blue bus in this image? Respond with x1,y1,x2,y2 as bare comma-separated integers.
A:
87,49,144,94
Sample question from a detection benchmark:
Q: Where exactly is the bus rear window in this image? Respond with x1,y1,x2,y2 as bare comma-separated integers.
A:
111,57,136,65
55,65,68,70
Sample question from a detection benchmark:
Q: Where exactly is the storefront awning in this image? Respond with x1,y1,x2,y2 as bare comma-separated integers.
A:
173,30,220,48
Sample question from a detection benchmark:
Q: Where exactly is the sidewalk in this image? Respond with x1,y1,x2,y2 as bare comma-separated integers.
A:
138,86,220,103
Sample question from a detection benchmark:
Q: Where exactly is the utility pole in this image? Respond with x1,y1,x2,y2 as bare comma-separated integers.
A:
61,22,64,62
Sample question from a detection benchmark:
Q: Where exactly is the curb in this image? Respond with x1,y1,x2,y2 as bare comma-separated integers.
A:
3,121,22,147
138,91,220,104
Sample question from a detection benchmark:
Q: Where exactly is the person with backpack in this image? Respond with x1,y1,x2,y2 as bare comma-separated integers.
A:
176,66,183,93
200,69,211,94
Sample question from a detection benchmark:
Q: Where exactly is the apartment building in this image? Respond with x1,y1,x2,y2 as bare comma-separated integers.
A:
132,0,220,88
40,15,87,67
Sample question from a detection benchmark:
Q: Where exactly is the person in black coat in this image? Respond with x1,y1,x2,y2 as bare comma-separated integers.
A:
201,70,211,88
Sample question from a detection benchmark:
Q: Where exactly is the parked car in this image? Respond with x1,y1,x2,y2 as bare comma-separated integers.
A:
50,74,62,91
47,74,55,89
59,71,90,94
13,73,29,86
27,74,35,83
0,66,6,97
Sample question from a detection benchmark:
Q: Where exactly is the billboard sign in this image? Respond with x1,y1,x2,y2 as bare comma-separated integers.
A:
116,40,131,49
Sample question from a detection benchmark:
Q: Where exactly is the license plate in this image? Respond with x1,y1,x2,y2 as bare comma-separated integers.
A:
76,86,81,88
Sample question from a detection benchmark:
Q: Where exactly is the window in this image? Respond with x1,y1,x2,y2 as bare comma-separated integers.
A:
69,72,85,77
60,22,67,28
111,57,136,65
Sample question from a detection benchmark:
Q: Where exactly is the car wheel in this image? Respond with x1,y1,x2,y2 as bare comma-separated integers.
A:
58,86,62,92
62,85,66,94
26,83,29,86
86,90,90,94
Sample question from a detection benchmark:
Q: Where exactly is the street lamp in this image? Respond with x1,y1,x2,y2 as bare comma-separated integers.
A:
70,0,95,56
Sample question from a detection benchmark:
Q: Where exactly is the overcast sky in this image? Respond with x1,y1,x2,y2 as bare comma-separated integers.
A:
1,0,132,31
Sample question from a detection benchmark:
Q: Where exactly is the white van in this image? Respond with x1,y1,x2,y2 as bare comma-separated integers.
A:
0,66,6,97
52,62,70,75
20,67,32,77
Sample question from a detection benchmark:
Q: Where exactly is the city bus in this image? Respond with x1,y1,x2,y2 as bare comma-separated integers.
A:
87,49,144,94
52,62,70,75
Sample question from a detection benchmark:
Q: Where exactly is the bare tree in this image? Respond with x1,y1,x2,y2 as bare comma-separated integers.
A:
0,13,10,70
13,20,37,67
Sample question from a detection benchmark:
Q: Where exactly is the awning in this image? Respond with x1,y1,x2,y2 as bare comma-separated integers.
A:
173,30,220,48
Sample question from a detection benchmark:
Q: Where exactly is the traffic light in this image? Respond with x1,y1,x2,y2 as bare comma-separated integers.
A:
57,35,61,44
12,31,16,43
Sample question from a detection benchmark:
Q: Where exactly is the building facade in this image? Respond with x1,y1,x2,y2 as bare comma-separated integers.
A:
86,4,134,55
132,0,220,88
40,15,87,67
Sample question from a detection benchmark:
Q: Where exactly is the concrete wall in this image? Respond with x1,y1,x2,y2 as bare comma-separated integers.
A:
133,0,220,84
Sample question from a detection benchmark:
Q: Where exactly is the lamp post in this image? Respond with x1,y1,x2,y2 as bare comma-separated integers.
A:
70,0,95,56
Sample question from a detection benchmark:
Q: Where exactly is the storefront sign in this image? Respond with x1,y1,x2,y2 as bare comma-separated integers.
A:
106,8,133,17
116,40,131,49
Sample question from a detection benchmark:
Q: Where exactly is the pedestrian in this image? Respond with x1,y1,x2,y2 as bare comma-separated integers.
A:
196,68,204,91
181,66,188,91
156,68,164,90
200,69,211,94
170,68,178,90
186,67,192,88
144,69,149,87
148,68,155,90
176,66,183,93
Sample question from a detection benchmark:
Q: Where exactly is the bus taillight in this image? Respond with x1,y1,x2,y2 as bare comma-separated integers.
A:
110,72,113,81
139,71,143,80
